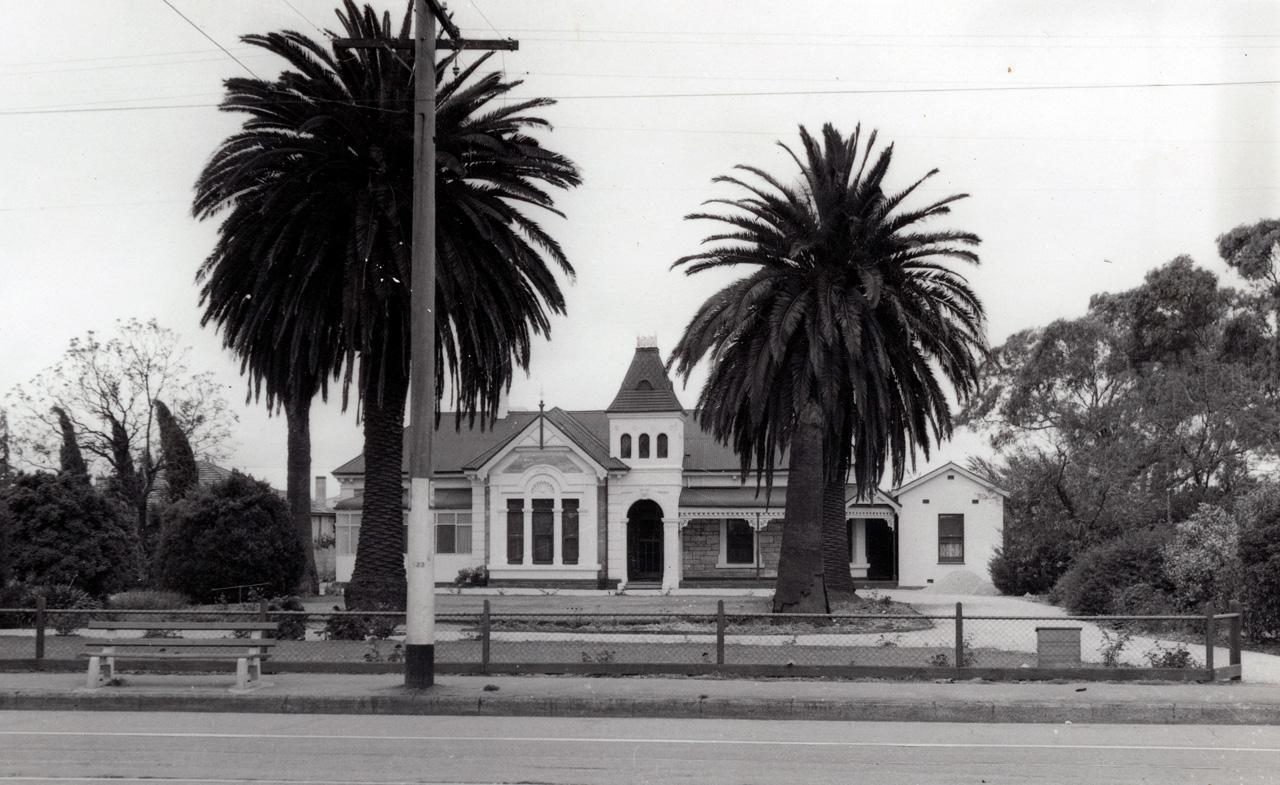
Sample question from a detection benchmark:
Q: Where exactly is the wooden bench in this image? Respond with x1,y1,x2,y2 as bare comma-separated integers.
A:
81,620,278,691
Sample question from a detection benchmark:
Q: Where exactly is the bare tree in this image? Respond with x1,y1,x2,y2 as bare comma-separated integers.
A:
6,318,236,556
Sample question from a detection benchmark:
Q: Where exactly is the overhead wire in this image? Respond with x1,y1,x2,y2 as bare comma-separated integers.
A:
158,0,260,78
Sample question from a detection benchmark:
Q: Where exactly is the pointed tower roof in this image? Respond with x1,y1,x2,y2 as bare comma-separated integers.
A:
606,338,684,413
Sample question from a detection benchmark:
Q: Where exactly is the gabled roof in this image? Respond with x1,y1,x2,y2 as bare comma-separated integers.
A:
606,346,683,413
894,460,1009,498
332,409,631,477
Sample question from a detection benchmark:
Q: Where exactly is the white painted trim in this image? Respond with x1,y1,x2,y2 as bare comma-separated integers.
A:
473,417,609,480
716,518,760,568
894,461,1010,498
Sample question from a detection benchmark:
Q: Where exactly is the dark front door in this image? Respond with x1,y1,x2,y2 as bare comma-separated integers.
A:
627,517,663,581
865,519,896,581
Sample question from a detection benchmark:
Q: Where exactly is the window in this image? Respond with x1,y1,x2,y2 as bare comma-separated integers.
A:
638,433,650,458
562,499,579,565
532,498,554,564
656,433,668,458
636,379,653,390
620,434,632,458
435,511,472,555
506,499,524,564
336,517,360,556
725,519,755,565
938,514,964,563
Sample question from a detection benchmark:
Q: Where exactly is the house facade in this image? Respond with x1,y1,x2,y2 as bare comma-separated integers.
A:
329,340,1006,590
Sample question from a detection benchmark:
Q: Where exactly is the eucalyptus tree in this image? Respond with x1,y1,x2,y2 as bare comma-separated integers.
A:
193,1,579,608
670,123,986,612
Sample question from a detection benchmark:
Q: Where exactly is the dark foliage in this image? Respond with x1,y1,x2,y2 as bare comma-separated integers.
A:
154,399,198,502
155,471,304,601
51,407,87,480
1237,484,1280,638
1051,528,1174,616
988,535,1075,596
1,471,140,598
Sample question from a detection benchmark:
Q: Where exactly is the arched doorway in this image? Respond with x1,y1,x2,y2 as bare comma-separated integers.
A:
626,499,664,582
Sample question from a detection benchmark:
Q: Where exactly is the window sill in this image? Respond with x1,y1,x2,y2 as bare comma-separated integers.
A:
937,560,965,565
716,561,759,569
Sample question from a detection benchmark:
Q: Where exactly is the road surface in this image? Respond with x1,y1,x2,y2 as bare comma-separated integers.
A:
1,710,1277,784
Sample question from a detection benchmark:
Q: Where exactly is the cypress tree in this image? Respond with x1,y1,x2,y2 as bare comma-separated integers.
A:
52,406,89,481
154,399,198,502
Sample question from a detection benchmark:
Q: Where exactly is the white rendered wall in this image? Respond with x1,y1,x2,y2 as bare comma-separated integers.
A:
895,471,1004,588
605,411,685,587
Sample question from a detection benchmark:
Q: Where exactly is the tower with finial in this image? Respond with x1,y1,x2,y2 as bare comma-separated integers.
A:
605,336,685,468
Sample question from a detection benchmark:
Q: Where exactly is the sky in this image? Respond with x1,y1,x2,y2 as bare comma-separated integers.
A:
2,0,1278,495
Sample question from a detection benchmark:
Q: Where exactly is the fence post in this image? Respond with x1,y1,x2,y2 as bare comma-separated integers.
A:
716,600,726,666
258,599,269,623
34,595,46,670
1204,604,1216,678
481,599,491,674
1229,600,1242,681
954,602,964,669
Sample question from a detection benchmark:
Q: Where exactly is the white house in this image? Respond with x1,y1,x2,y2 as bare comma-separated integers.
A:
328,339,1006,590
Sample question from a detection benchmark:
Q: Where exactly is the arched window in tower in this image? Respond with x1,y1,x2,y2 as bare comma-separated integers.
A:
656,433,668,458
620,434,632,459
636,379,654,391
638,434,650,458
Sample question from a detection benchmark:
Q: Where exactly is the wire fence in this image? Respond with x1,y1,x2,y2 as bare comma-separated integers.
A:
0,599,1244,682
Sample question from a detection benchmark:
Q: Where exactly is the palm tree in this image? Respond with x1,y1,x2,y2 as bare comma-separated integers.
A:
669,123,986,613
193,1,579,609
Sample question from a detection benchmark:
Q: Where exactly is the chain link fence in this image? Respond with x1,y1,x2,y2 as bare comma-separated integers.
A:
0,599,1244,681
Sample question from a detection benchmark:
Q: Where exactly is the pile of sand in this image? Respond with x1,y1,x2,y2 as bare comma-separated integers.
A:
921,569,1000,596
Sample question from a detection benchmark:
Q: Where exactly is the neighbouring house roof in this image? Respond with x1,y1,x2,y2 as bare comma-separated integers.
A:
148,459,239,505
679,485,900,510
606,345,684,413
311,497,337,517
893,460,1010,498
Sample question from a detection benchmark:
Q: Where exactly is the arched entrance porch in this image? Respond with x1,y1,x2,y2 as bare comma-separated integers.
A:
626,499,664,582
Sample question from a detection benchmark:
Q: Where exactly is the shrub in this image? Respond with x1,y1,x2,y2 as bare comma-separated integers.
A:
0,582,38,627
1162,504,1241,611
1,471,141,598
38,585,99,635
1236,482,1280,638
989,535,1075,596
454,566,489,587
1052,528,1173,615
322,604,400,641
268,595,307,641
155,471,304,601
106,590,189,611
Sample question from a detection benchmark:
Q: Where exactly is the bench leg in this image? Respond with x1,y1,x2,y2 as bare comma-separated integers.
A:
236,657,249,691
86,648,116,688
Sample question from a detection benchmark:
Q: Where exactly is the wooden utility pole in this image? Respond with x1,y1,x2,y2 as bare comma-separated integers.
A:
338,0,516,690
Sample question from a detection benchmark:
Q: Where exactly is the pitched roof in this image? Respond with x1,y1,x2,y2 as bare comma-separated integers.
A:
606,346,683,413
894,460,1010,498
332,409,631,477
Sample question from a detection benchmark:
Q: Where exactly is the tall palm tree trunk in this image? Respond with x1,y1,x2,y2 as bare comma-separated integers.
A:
286,390,319,595
821,468,855,598
346,357,410,611
773,402,829,614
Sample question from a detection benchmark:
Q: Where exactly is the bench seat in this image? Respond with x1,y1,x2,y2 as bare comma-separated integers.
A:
83,622,278,691
87,621,279,632
82,638,278,648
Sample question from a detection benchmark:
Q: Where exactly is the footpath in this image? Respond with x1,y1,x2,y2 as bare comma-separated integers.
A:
3,670,1280,725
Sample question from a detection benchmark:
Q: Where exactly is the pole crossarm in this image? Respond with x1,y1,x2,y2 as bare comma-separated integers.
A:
333,37,518,51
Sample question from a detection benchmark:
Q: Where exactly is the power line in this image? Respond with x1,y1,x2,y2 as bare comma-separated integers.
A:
3,76,1278,116
159,0,260,78
549,78,1280,101
278,0,331,39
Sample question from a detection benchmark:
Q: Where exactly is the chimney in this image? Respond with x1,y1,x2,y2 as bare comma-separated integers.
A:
314,475,327,504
